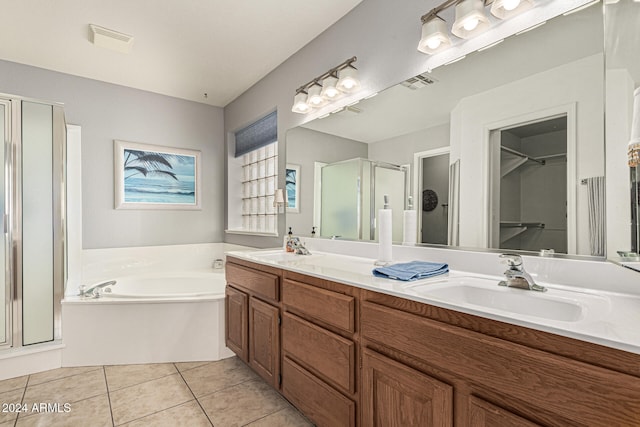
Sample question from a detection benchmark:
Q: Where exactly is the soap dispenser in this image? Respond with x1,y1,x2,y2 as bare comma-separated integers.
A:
375,195,393,265
402,196,417,245
285,227,295,253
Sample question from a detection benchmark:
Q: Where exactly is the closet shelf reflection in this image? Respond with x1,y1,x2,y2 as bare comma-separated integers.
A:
500,221,545,244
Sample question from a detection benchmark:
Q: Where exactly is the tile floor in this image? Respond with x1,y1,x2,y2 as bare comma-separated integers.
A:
0,357,314,426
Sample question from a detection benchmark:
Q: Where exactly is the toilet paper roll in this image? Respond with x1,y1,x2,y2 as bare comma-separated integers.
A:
402,210,417,245
377,209,393,263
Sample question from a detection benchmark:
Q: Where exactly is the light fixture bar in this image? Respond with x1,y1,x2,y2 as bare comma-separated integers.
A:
294,56,357,95
292,57,360,114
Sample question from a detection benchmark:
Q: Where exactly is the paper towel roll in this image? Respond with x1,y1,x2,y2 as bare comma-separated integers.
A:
377,208,393,264
402,210,417,245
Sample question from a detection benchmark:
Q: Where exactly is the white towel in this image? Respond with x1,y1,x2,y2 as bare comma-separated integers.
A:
586,176,605,257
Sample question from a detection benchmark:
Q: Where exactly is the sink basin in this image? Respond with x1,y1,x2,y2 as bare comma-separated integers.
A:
406,276,584,322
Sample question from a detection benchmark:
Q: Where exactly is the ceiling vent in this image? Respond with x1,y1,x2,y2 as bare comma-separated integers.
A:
401,73,437,90
89,24,134,54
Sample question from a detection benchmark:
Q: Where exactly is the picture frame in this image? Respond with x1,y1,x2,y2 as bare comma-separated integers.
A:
286,164,300,213
114,140,201,210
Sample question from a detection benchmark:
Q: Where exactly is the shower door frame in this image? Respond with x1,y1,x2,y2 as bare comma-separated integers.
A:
0,93,66,350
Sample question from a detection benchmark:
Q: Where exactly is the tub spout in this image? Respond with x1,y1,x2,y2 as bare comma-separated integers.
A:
79,280,116,298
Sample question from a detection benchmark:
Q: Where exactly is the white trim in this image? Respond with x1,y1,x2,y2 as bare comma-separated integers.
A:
483,103,577,252
413,147,451,244
313,162,327,235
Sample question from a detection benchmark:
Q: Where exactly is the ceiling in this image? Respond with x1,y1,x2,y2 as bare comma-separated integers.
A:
0,0,362,107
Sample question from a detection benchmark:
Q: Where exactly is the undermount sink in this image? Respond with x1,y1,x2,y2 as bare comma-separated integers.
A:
405,276,586,322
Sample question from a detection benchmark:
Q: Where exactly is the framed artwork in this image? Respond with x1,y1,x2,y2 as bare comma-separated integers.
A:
286,164,300,213
114,140,201,210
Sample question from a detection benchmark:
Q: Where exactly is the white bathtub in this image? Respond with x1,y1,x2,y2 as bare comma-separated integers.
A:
95,272,226,299
61,271,234,366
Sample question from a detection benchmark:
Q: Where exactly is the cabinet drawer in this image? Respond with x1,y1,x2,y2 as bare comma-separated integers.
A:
282,312,355,393
283,279,355,333
226,262,279,302
282,357,355,427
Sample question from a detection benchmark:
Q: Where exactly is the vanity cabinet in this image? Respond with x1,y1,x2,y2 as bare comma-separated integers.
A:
281,271,359,427
361,290,640,427
225,258,281,389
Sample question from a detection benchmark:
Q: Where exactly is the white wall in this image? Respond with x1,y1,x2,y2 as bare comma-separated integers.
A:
368,123,450,166
0,59,225,248
452,54,604,255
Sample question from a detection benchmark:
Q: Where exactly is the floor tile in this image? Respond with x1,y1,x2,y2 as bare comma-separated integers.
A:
122,400,211,427
174,361,210,372
0,375,28,394
105,363,176,391
15,393,112,427
181,357,257,398
28,366,101,386
0,388,26,424
245,406,313,427
22,369,107,406
110,373,193,425
199,379,288,427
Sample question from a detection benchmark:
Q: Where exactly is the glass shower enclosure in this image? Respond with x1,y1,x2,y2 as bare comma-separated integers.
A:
319,158,409,242
0,94,65,350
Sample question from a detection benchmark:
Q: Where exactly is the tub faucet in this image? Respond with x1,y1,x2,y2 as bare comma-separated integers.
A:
498,254,546,292
79,280,116,298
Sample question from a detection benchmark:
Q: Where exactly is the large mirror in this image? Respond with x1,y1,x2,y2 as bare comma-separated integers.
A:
286,2,637,268
605,0,640,271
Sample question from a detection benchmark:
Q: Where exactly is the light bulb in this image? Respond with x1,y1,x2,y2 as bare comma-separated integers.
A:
503,0,520,10
463,17,479,31
342,78,355,90
427,37,442,50
324,87,339,98
309,94,323,106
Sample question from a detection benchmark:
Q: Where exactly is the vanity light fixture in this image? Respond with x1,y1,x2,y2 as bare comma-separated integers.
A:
490,0,534,19
418,15,452,54
452,0,490,39
418,0,537,55
291,90,311,114
291,57,360,114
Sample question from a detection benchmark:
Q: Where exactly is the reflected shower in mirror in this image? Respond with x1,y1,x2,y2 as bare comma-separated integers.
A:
286,2,606,257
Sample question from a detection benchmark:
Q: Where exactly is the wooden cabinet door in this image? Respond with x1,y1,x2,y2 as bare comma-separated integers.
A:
469,396,541,427
362,348,453,427
225,286,248,362
249,296,280,388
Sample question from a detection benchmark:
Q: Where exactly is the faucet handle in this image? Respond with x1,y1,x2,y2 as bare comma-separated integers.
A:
499,253,523,268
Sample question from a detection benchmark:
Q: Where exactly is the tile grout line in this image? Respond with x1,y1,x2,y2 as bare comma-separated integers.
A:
175,363,214,427
14,373,31,426
105,366,180,394
102,366,116,427
240,407,287,427
26,366,103,388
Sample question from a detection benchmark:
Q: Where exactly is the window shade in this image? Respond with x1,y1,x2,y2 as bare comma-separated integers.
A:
234,111,277,158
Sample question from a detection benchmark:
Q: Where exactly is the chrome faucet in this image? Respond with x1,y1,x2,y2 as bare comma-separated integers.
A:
498,254,546,292
290,238,311,255
79,280,116,298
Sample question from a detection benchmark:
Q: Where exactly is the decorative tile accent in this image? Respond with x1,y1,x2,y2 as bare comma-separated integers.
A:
199,379,288,427
181,357,257,398
109,373,193,425
15,394,112,427
121,400,211,427
22,369,107,406
105,363,177,391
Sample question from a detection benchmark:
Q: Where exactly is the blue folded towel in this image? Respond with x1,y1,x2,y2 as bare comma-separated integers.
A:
373,261,449,281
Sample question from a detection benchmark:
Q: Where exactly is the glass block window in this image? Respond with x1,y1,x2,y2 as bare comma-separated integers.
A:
241,141,277,233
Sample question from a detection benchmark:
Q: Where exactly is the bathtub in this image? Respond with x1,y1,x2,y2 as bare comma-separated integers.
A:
61,271,234,366
94,272,226,299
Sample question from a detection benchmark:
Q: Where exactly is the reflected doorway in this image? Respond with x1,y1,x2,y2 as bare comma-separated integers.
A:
489,116,569,253
415,148,450,245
